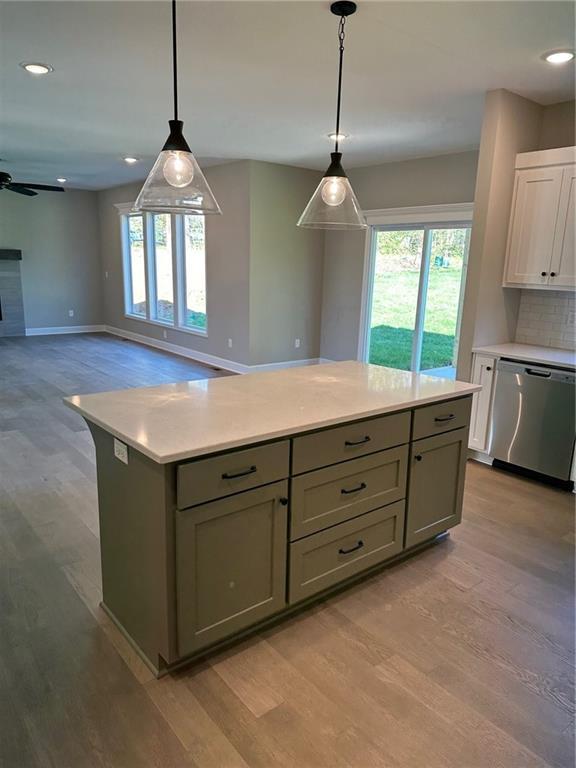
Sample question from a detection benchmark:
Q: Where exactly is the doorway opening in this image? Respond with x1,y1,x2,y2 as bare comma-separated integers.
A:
362,222,471,379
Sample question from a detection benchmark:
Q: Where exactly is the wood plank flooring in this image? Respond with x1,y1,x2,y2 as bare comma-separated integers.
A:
0,333,574,768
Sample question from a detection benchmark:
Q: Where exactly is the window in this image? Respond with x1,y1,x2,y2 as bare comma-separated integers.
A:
120,208,207,334
182,216,207,330
126,214,146,317
359,205,473,380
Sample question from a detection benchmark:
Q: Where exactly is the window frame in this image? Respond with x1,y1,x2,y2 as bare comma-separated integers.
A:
116,203,208,337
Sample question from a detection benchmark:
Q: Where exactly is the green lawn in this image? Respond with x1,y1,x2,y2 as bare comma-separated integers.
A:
369,267,462,371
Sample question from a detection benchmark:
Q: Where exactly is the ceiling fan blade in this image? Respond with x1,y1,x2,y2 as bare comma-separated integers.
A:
10,182,64,192
6,184,38,196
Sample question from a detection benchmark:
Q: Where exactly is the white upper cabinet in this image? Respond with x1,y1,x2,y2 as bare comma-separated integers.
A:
503,147,576,290
550,165,576,287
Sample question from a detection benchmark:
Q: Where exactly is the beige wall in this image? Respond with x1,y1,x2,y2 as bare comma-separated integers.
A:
539,100,575,150
320,151,479,360
0,189,102,330
97,160,325,367
248,162,324,364
458,89,543,379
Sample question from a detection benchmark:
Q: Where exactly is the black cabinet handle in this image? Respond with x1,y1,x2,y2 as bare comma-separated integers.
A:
339,540,364,555
415,454,423,462
550,272,556,277
434,414,455,423
541,271,547,277
344,436,371,447
341,482,367,495
279,497,289,506
526,368,551,378
221,465,257,480
486,366,492,371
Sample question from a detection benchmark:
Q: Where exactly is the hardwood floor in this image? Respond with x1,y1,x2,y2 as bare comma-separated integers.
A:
1,333,574,768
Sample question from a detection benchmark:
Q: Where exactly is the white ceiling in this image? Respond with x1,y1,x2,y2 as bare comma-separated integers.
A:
1,1,574,190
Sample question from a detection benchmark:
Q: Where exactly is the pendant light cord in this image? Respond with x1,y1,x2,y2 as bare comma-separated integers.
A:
334,15,346,153
172,0,179,120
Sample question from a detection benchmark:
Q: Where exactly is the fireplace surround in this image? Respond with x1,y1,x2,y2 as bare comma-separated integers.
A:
0,249,25,336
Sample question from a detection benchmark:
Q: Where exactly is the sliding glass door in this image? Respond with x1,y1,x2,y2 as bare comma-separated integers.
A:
363,223,470,378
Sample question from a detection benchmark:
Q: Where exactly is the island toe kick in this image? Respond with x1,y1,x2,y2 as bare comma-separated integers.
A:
85,392,472,676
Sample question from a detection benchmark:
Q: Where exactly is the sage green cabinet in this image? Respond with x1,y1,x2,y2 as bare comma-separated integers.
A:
405,427,468,548
176,481,288,656
289,500,406,604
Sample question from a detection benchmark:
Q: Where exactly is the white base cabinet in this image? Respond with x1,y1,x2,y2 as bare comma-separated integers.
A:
468,353,496,453
503,146,576,290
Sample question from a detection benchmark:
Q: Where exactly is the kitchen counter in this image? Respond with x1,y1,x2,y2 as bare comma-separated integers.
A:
66,361,479,675
65,360,480,464
473,343,575,369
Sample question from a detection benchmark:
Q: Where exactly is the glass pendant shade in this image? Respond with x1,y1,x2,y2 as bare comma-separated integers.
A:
298,153,366,229
135,120,221,215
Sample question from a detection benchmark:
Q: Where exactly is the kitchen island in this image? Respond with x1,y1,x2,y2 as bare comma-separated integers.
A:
65,361,480,675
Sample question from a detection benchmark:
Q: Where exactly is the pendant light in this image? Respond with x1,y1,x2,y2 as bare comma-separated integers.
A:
298,1,366,230
134,0,221,215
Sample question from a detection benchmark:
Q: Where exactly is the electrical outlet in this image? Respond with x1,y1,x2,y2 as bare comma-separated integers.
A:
295,338,301,349
113,438,128,465
105,270,109,279
68,309,74,318
163,330,167,339
228,338,233,349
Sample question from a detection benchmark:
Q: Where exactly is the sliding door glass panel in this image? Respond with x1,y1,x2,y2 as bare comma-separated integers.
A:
420,228,468,376
127,215,146,316
183,215,207,330
153,213,174,323
368,229,424,370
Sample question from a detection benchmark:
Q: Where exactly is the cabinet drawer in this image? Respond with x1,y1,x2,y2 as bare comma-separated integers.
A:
177,441,289,509
292,411,411,475
176,481,288,656
412,396,472,441
290,445,407,540
289,501,405,604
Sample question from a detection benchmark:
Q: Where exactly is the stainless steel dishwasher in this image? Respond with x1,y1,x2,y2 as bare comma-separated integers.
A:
488,359,575,481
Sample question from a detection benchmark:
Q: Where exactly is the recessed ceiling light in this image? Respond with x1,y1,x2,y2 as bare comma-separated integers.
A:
123,157,139,164
543,50,574,65
20,62,54,75
328,132,348,142
56,177,67,183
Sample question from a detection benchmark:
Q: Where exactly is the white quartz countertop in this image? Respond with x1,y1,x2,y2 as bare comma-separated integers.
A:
473,343,575,369
64,361,480,464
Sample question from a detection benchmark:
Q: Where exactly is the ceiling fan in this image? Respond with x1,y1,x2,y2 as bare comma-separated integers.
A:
0,171,65,197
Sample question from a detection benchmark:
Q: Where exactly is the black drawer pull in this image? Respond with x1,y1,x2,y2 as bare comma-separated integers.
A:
415,454,423,462
279,497,289,506
344,436,371,446
541,271,547,277
434,414,455,423
341,482,367,495
339,540,364,555
221,465,257,480
550,272,556,277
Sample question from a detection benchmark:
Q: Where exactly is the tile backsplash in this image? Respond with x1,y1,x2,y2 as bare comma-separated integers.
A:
515,290,575,350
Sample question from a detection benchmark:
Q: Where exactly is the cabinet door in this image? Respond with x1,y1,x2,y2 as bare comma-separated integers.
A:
504,167,563,286
468,355,496,452
405,428,468,548
176,481,288,657
550,165,576,289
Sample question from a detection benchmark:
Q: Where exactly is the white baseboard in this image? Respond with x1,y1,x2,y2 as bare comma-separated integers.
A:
25,324,106,336
104,325,323,374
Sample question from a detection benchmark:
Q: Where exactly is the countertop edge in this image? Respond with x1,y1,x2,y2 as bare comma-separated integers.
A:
65,385,480,465
472,344,575,369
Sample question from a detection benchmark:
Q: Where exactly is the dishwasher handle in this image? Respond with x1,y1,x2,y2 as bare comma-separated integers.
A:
525,368,552,378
